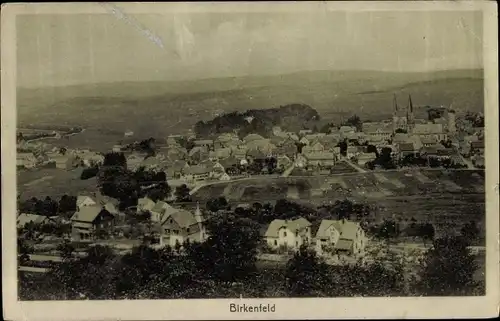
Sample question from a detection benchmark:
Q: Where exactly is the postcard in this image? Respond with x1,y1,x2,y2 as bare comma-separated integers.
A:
2,1,499,320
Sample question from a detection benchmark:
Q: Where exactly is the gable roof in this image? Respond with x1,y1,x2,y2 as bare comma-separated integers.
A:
362,122,392,134
17,213,50,227
315,220,339,239
71,205,112,223
304,151,335,160
76,196,96,208
151,201,173,214
413,123,443,134
162,209,198,228
331,220,361,240
264,218,311,238
194,140,214,145
243,134,265,143
184,164,211,175
398,142,415,152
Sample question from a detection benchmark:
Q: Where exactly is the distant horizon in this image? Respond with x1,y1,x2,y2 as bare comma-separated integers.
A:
17,67,484,90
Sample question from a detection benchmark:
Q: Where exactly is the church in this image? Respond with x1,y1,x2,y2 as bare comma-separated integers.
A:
392,94,416,133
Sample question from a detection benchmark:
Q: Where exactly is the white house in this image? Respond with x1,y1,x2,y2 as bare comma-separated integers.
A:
264,218,312,250
314,219,367,257
159,204,208,248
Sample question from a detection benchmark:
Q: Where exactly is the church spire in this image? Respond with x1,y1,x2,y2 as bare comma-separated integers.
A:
393,94,398,113
408,94,413,113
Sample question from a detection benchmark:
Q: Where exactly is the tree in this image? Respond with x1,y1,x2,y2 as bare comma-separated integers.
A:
338,140,348,157
285,245,328,296
417,236,478,295
57,240,76,260
376,147,396,169
102,152,127,168
418,223,435,246
206,196,229,212
194,212,262,282
377,219,400,241
461,220,480,244
174,184,192,202
58,195,77,214
342,114,362,132
366,144,379,157
80,166,99,180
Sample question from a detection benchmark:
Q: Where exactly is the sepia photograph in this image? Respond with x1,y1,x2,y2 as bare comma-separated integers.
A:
2,2,499,320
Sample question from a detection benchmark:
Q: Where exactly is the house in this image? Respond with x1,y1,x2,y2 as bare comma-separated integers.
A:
219,173,231,181
302,141,325,154
218,155,240,170
299,137,310,146
243,134,266,144
392,133,411,145
397,142,417,159
340,126,357,135
193,139,214,152
17,213,53,229
299,129,313,136
287,133,300,141
319,135,340,151
412,123,447,142
17,152,37,168
208,147,232,161
314,219,367,256
276,140,298,159
362,122,393,141
77,195,97,208
150,201,176,223
265,218,312,250
46,152,75,170
246,139,276,156
346,146,359,159
183,164,211,181
470,140,484,155
137,197,156,213
163,160,190,179
356,152,377,166
166,135,181,147
420,136,437,147
303,151,336,167
112,144,123,152
70,206,115,241
159,204,208,248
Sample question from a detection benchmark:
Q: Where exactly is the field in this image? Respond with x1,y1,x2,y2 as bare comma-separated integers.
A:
17,168,97,200
192,169,486,243
17,69,483,150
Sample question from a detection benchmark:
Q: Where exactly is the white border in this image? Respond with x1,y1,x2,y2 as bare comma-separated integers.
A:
2,2,499,320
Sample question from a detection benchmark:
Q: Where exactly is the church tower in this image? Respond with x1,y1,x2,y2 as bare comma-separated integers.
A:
392,94,399,133
407,94,415,131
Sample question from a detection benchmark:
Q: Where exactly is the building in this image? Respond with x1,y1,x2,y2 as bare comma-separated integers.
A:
159,204,208,248
137,197,156,213
183,164,211,181
470,140,485,155
362,123,393,142
70,205,115,241
208,148,232,161
302,141,325,154
314,219,367,256
147,201,169,222
346,146,359,159
17,152,37,168
303,151,336,167
243,134,266,144
412,123,447,142
193,139,214,152
264,218,312,250
448,109,457,134
397,142,418,159
392,94,415,133
299,129,313,136
277,155,292,168
17,213,54,229
127,154,146,171
76,195,97,208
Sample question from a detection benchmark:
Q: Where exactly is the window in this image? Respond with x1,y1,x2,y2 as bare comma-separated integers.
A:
187,228,190,233
295,241,298,246
165,229,170,233
274,240,277,246
283,231,287,237
174,230,179,235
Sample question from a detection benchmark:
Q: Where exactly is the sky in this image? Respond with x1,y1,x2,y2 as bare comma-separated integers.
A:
16,8,483,88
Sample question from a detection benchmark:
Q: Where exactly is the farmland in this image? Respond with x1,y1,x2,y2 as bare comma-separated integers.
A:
191,169,486,243
17,168,97,200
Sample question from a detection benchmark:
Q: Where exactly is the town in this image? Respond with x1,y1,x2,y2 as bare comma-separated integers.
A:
17,94,486,299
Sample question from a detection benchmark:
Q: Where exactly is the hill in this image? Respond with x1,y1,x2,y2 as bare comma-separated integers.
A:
194,104,320,138
17,69,483,140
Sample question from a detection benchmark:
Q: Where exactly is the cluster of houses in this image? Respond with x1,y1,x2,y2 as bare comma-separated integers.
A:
264,217,367,257
18,191,366,259
17,142,104,170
